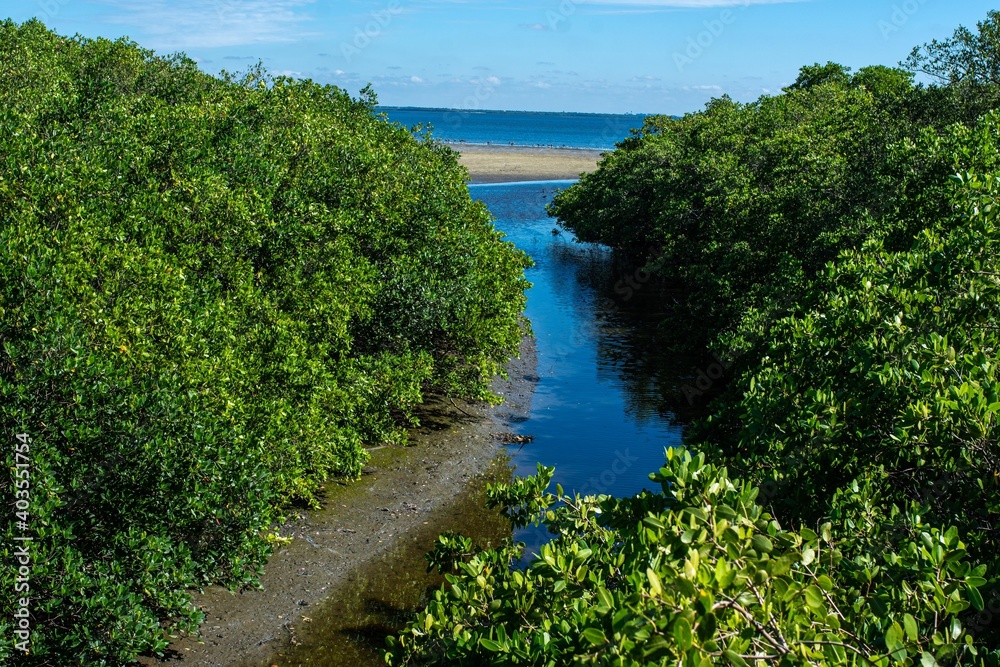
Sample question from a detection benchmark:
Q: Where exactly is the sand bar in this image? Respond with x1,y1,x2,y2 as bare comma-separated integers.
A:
450,143,604,184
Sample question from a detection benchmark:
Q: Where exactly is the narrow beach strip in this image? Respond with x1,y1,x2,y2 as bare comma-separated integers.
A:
449,143,604,184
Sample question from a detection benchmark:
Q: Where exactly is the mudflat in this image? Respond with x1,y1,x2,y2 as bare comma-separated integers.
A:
137,334,538,667
450,143,604,184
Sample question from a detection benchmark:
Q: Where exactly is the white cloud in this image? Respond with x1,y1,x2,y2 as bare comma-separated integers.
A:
485,76,501,85
411,75,425,83
96,0,317,50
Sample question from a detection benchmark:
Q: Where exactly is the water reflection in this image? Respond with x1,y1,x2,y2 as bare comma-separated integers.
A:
471,181,694,555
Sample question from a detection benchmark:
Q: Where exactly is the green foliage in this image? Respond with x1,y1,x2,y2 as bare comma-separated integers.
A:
386,449,995,666
549,64,927,353
901,11,1000,127
698,171,1000,618
0,19,529,665
785,61,853,91
550,13,1000,356
904,10,1000,86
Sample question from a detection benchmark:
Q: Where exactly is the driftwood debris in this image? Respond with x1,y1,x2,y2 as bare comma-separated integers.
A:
494,432,535,445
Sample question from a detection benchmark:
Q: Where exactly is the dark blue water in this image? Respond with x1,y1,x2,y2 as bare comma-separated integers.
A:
379,107,647,150
471,182,683,544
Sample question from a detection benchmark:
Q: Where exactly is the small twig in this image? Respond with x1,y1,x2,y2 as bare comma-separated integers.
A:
449,397,477,418
713,598,789,656
799,640,871,657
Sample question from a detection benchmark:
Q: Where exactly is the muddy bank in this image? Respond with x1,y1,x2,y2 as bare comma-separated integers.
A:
262,457,515,667
138,334,538,667
450,143,603,184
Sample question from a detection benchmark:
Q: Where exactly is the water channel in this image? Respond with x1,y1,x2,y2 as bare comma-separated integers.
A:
270,180,688,666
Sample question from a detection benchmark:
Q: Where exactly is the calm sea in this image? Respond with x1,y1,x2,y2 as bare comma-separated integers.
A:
378,106,648,150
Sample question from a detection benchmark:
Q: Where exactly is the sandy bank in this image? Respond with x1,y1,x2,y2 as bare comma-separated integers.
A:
450,143,604,184
137,333,538,667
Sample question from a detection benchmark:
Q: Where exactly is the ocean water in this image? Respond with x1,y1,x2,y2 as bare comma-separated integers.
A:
379,106,647,150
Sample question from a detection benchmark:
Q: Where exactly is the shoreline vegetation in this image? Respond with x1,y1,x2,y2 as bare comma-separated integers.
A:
0,19,533,665
449,143,603,184
6,7,1000,667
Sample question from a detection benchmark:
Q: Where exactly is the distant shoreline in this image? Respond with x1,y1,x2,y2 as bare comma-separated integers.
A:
448,140,611,151
449,143,604,184
380,104,650,118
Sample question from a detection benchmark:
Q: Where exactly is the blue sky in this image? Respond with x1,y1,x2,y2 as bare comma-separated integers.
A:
2,0,996,114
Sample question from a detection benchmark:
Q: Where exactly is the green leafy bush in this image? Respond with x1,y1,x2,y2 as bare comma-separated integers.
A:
387,449,994,666
550,19,1000,357
549,63,930,347
0,19,529,665
696,167,1000,622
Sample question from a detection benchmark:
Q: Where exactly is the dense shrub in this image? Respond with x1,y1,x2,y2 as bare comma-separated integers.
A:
0,19,529,665
549,63,930,346
697,169,1000,604
551,22,1000,356
386,450,995,666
